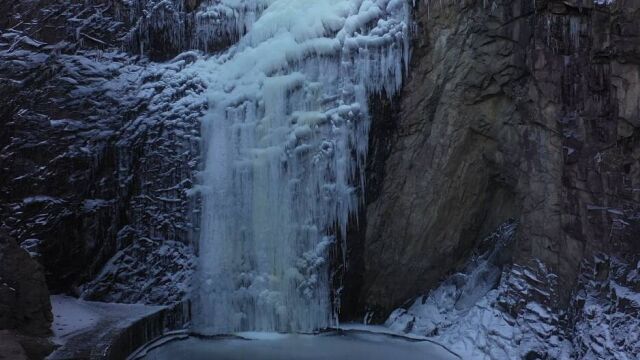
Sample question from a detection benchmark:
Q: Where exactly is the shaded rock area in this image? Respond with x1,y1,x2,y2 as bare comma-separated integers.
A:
0,330,29,360
356,0,640,319
0,232,54,359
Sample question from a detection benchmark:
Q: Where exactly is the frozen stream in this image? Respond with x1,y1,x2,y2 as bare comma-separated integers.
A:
139,330,460,360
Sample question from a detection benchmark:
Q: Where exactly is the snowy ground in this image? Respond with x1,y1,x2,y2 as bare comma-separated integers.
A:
137,329,460,360
49,295,165,359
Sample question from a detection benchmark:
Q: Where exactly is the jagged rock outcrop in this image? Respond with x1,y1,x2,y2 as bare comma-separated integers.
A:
386,222,571,359
570,255,640,359
385,221,640,359
359,0,640,317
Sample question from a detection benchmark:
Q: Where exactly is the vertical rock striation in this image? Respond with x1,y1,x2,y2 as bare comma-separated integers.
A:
360,0,640,317
360,0,640,358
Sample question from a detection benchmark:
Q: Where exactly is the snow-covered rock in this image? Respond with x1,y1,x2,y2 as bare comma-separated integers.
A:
570,256,640,360
0,16,205,301
386,221,640,359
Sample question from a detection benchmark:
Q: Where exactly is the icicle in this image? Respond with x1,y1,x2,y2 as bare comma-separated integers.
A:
192,0,412,335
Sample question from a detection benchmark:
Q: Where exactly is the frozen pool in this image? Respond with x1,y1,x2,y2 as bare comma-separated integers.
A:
138,330,459,360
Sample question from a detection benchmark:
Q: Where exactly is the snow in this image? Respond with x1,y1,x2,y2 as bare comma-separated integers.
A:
384,221,574,360
19,238,42,258
192,0,411,335
384,221,640,360
571,256,640,360
138,329,459,360
22,196,63,205
50,295,163,346
50,296,101,344
80,238,195,305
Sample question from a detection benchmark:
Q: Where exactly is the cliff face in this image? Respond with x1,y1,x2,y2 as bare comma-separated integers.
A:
0,0,205,300
359,0,640,317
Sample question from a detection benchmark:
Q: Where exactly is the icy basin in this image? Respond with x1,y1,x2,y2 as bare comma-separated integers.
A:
139,330,459,360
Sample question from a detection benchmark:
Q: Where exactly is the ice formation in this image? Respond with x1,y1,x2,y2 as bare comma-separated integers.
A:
192,0,411,334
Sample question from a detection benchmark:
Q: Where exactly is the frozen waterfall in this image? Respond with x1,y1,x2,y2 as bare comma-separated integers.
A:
192,0,411,334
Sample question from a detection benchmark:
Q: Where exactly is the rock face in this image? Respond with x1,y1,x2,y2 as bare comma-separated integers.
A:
0,232,54,359
0,232,51,336
385,221,640,359
358,0,640,319
0,330,29,360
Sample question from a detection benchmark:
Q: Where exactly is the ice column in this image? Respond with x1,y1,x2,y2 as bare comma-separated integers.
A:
192,0,412,334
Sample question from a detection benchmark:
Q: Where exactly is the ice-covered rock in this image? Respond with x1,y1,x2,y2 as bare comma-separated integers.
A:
0,35,204,301
386,221,640,359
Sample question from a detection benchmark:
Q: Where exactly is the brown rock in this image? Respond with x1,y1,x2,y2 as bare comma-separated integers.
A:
354,0,640,318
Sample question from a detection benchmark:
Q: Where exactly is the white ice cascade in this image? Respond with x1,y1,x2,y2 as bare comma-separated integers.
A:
192,0,411,334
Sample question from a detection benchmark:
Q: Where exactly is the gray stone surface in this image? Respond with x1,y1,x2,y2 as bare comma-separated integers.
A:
0,232,54,359
358,0,640,318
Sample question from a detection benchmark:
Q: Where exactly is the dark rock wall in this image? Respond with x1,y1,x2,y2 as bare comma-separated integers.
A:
0,232,54,359
0,232,52,336
357,0,640,318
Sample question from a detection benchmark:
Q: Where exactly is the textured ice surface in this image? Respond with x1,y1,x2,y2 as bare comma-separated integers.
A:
139,330,459,360
192,0,411,334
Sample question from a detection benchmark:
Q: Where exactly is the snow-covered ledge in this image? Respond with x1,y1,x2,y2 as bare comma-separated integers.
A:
48,296,189,360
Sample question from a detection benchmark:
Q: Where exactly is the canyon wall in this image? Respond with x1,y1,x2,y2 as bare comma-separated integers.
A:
357,0,640,318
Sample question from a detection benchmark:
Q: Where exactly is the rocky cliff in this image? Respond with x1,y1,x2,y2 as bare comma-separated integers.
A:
351,0,640,358
1,0,639,358
358,0,640,314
